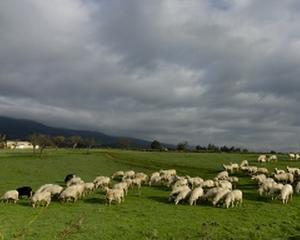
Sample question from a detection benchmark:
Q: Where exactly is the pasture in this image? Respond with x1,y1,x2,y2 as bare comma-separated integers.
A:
0,149,300,240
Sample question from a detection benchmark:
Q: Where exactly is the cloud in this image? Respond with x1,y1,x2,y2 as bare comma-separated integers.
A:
0,0,300,151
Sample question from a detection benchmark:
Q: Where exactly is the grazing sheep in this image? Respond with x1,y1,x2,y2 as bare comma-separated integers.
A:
280,184,293,204
188,187,204,205
224,190,243,208
215,180,232,190
268,155,277,162
203,187,221,201
274,173,294,184
105,188,124,205
215,171,229,180
286,166,300,176
135,172,149,185
251,174,267,185
289,153,296,160
256,167,269,175
42,184,64,198
169,185,190,202
59,184,85,202
67,177,84,187
257,155,267,163
84,182,95,194
274,168,285,174
1,190,19,203
149,172,161,186
16,186,32,198
240,160,249,167
200,180,215,188
131,178,142,189
122,170,135,180
160,169,176,177
174,188,191,205
212,188,230,207
222,164,234,173
31,191,51,207
296,154,300,160
64,174,76,183
186,176,204,188
111,171,124,180
93,176,110,189
113,182,129,195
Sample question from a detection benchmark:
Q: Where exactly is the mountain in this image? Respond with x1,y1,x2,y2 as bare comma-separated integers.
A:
0,116,167,148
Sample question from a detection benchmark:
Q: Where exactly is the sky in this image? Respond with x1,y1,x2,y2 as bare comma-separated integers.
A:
1,0,300,151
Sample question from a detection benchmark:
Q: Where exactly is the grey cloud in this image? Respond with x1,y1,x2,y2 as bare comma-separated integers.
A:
0,0,300,151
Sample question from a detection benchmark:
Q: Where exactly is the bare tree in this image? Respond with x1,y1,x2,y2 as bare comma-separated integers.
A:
83,138,96,153
29,134,53,155
0,134,6,149
52,136,66,150
69,136,82,150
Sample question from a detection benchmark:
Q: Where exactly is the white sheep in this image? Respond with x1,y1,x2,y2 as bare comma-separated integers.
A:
274,168,285,174
84,182,95,194
105,188,124,205
215,180,232,190
257,155,267,163
113,182,129,195
122,170,135,180
215,171,229,180
280,184,293,204
186,176,204,188
59,184,85,202
188,187,204,205
31,191,51,208
273,173,294,184
286,166,300,176
240,160,249,167
160,169,176,177
93,176,110,189
224,190,243,208
268,155,277,162
212,188,230,207
256,167,269,175
174,188,191,205
1,190,19,203
200,180,215,188
135,172,148,184
289,153,295,160
251,174,267,185
67,177,84,187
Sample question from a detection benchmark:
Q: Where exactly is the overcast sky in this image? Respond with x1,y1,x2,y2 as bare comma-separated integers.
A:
1,0,300,151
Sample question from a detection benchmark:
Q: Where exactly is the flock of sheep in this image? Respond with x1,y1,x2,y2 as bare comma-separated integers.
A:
1,153,300,208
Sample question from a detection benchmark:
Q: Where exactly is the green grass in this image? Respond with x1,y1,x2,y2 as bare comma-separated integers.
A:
0,149,300,240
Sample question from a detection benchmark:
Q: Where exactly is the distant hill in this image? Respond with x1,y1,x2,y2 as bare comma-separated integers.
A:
0,116,170,148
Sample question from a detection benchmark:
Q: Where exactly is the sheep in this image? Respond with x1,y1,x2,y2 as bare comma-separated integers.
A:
274,173,294,184
280,184,293,204
200,180,215,188
212,188,231,207
149,172,161,186
289,153,296,161
256,167,269,175
246,166,258,175
131,178,142,189
105,188,124,205
67,177,84,187
160,169,176,177
295,182,300,194
188,187,204,205
135,172,149,185
93,176,110,189
172,178,188,189
296,154,300,160
174,188,191,205
257,178,277,197
268,155,277,162
257,155,267,163
186,176,204,188
113,182,129,195
274,168,285,174
286,166,300,176
122,170,135,180
215,171,229,180
215,180,232,190
240,160,249,167
224,190,243,208
64,174,76,183
16,186,32,199
84,182,95,194
203,187,221,201
251,174,267,185
1,190,19,203
169,185,191,202
59,184,85,202
222,164,234,173
111,171,124,180
42,184,64,198
31,191,51,208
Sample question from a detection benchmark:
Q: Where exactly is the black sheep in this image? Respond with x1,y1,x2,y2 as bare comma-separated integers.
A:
16,186,33,198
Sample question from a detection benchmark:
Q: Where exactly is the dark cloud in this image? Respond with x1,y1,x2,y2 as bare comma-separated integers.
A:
0,0,300,151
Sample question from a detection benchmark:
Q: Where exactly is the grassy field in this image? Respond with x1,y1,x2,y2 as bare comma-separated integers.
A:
0,149,300,240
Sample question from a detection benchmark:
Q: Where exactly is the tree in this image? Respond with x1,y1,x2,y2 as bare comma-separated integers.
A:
177,141,188,151
118,138,131,149
83,138,96,153
150,140,161,150
29,133,53,156
69,136,82,150
52,136,66,150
